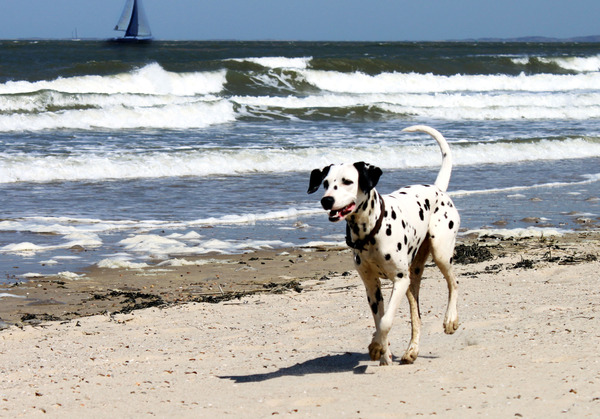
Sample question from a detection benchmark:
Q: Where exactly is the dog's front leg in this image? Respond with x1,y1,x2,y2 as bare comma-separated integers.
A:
361,274,390,364
363,270,410,365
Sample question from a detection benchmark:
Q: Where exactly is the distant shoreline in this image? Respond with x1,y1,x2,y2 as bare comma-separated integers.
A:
458,35,600,43
2,35,600,43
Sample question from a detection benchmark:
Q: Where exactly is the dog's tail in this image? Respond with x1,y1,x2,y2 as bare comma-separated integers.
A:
402,125,453,192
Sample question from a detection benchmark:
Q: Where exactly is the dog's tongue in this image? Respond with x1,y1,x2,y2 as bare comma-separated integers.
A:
328,202,356,222
328,209,342,222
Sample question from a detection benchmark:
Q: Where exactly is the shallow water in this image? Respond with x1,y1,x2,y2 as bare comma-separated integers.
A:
1,41,599,281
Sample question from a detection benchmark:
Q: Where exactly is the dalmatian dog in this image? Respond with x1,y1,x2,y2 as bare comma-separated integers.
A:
307,125,460,365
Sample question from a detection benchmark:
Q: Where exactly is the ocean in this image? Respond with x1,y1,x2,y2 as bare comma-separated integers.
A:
1,40,599,282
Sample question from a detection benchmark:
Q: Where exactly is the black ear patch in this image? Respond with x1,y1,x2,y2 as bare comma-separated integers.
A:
307,165,331,194
353,161,382,193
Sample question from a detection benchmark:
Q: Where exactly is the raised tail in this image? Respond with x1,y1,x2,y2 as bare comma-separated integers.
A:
402,125,453,192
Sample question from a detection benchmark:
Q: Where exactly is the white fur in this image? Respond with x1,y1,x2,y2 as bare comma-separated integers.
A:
308,125,460,365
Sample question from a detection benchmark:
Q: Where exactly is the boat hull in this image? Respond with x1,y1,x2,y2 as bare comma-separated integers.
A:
107,37,153,45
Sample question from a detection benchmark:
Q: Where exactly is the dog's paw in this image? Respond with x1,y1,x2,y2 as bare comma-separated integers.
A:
443,317,459,334
369,342,393,365
368,341,384,361
379,351,393,366
401,346,419,364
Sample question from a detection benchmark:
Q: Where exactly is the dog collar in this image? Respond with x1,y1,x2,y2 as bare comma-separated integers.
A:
346,194,385,251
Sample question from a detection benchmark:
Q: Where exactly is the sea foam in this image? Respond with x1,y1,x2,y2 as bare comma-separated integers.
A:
1,138,599,183
229,56,312,69
300,70,600,94
0,63,226,96
512,54,600,73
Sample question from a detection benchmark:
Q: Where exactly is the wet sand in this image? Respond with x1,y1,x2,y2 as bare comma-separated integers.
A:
1,232,599,417
0,245,353,326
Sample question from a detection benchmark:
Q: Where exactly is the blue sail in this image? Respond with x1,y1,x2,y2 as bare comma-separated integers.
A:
114,0,152,41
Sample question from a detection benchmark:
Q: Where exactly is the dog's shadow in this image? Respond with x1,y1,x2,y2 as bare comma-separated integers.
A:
219,352,371,383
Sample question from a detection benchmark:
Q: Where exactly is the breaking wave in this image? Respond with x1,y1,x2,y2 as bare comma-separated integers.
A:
1,137,599,183
1,55,600,131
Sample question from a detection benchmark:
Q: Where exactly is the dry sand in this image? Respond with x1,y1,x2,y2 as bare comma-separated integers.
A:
1,232,599,417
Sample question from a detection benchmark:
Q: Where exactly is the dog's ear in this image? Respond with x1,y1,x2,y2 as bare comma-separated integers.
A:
307,165,331,194
354,162,382,193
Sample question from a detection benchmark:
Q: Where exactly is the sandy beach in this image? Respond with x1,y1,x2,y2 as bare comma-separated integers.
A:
1,232,599,417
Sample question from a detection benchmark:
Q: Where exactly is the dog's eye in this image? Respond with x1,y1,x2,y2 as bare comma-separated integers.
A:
342,179,354,186
323,181,329,189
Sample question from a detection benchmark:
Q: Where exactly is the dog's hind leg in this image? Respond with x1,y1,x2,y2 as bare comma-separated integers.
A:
431,237,459,334
402,239,431,364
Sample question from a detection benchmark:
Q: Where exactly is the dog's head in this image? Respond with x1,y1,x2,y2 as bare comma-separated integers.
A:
307,162,382,222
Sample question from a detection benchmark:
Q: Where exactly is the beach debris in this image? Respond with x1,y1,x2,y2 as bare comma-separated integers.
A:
91,290,165,315
453,243,494,265
192,280,302,304
20,313,61,325
512,258,536,269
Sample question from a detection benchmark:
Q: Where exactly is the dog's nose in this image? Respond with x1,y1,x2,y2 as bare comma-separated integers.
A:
321,196,335,210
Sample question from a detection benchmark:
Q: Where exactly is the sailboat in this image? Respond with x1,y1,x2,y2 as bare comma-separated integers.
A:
110,0,152,43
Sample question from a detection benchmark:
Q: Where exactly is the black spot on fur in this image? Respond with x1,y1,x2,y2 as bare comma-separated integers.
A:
402,220,406,229
424,199,430,211
375,287,383,303
419,208,424,221
386,225,392,236
434,208,439,214
391,210,397,220
414,267,421,275
404,235,408,245
385,254,391,261
397,272,404,278
371,302,378,315
397,242,402,251
449,220,454,229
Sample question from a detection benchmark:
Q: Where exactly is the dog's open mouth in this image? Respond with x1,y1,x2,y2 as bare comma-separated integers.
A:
328,202,356,222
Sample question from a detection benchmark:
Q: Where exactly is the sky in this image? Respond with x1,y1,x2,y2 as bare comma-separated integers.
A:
1,0,599,41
